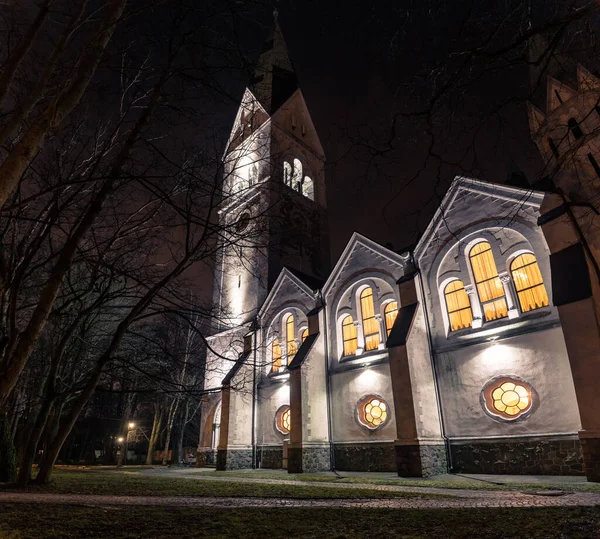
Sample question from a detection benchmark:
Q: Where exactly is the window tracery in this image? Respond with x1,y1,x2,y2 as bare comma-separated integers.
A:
357,395,389,430
342,315,358,356
384,301,398,336
285,314,297,363
482,378,533,421
469,242,508,321
282,159,315,201
510,253,549,313
360,287,380,351
444,280,473,331
275,405,291,435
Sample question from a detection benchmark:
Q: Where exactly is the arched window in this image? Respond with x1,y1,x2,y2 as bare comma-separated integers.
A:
283,161,292,187
469,242,508,322
510,253,549,313
292,158,303,191
272,338,282,373
360,287,380,351
301,328,308,343
302,176,314,200
341,315,358,356
285,314,296,363
444,280,473,331
384,301,398,336
568,117,584,140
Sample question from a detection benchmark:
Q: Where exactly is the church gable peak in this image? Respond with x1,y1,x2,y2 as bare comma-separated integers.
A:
546,76,578,113
257,268,316,319
527,101,546,136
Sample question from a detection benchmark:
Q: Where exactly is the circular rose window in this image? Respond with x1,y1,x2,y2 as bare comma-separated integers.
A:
275,405,290,435
482,377,533,421
357,395,389,430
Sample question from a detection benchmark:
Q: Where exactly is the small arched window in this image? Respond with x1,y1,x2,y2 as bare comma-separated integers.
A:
292,158,303,191
384,301,398,336
272,338,282,373
444,280,473,331
342,315,358,356
548,137,559,159
568,117,584,140
286,314,296,363
283,161,292,187
469,242,508,322
302,176,314,200
360,287,381,351
510,253,549,313
301,328,308,343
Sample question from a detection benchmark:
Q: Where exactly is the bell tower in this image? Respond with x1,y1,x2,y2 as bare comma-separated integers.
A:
213,15,330,330
527,35,600,482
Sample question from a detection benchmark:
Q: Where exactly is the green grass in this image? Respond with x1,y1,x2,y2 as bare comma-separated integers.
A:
1,504,600,538
0,469,443,500
204,469,600,493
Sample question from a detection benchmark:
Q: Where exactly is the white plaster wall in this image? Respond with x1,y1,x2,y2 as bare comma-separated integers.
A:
257,381,290,446
301,331,329,443
227,362,254,448
330,363,396,442
204,326,247,390
436,327,581,438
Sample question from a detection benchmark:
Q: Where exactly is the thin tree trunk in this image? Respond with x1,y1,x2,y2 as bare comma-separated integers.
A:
175,401,190,466
162,399,179,466
0,0,126,211
146,404,162,465
116,397,134,468
17,396,54,485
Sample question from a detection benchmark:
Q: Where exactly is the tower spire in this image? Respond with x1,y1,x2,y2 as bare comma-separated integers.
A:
249,12,299,114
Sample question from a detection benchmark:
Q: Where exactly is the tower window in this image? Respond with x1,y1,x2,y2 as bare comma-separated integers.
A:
283,161,292,187
341,315,358,356
360,287,381,351
469,242,508,322
548,138,559,159
384,301,398,336
510,253,549,313
302,176,314,200
588,153,600,179
292,158,303,191
272,338,282,373
444,280,473,331
568,117,584,140
285,314,296,363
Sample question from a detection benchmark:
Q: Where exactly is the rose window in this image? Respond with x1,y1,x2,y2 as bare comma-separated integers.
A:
275,405,291,435
482,378,533,421
357,395,389,430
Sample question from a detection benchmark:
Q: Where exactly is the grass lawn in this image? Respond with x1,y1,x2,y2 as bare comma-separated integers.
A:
0,469,443,500
1,504,600,538
205,469,600,493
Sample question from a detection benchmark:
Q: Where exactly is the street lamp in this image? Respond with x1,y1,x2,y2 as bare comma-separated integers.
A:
117,437,124,443
128,422,135,430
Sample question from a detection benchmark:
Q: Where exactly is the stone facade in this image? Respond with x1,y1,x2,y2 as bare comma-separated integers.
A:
259,447,283,469
396,444,448,477
450,437,583,475
288,445,330,473
216,449,253,471
333,442,397,472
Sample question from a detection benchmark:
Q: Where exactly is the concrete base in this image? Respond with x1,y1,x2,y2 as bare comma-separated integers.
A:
395,442,448,477
334,442,396,472
450,436,583,475
216,448,253,470
580,437,600,482
258,447,283,469
288,445,330,473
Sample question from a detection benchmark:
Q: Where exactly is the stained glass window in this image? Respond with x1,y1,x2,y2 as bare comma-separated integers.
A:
444,280,473,331
360,287,380,351
272,338,282,373
301,328,308,342
342,315,358,356
483,378,533,420
510,253,549,313
275,405,291,435
384,301,398,336
286,314,296,363
357,395,389,429
469,242,508,322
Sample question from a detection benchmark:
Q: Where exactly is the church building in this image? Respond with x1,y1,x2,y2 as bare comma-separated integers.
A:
197,21,600,480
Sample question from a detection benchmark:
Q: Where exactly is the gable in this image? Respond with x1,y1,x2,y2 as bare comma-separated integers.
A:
323,233,408,297
258,268,315,320
546,76,578,113
224,88,270,157
414,177,544,269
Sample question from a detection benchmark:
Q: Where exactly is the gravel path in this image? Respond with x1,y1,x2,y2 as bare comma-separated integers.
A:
2,490,600,509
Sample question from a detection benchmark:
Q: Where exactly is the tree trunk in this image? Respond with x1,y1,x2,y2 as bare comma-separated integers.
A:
161,399,179,466
17,396,54,485
175,401,190,466
146,404,162,465
116,398,134,468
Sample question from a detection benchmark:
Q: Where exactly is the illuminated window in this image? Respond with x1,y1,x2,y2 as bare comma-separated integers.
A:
384,301,398,336
275,405,291,435
272,338,282,373
357,395,389,430
444,280,473,331
510,253,549,313
301,328,308,342
360,287,381,351
286,314,296,363
292,158,303,191
283,161,292,187
482,378,533,421
342,315,358,356
469,242,508,322
302,176,314,200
